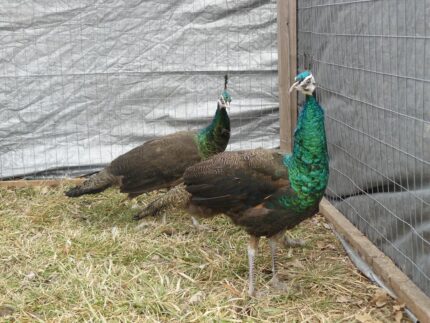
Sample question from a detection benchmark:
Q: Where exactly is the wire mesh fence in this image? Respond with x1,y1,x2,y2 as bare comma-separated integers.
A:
0,0,279,179
297,0,430,296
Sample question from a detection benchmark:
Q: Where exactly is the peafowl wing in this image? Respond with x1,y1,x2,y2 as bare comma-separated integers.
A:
184,149,290,224
109,131,201,197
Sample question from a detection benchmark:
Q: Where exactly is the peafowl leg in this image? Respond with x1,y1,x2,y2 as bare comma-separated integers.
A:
191,216,210,231
269,235,288,292
247,235,260,297
191,216,200,227
161,213,167,225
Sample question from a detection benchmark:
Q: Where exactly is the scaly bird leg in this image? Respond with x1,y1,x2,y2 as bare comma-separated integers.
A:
161,213,167,225
191,216,200,227
191,216,210,231
269,235,288,292
247,235,260,297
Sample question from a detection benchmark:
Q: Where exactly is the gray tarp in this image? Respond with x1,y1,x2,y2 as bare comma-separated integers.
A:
297,0,430,296
0,0,279,179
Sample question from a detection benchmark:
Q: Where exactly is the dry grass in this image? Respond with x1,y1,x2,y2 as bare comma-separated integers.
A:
0,185,410,322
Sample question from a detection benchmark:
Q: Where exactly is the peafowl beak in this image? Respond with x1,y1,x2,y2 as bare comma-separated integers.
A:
289,81,300,93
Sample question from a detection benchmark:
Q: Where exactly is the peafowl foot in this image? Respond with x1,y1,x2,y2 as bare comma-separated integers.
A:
132,213,142,221
191,216,211,231
248,287,257,298
132,210,146,221
133,208,165,222
269,275,288,293
282,236,306,248
134,211,169,226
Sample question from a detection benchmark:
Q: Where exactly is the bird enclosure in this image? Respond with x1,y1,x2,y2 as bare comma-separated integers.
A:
296,0,430,301
0,0,429,321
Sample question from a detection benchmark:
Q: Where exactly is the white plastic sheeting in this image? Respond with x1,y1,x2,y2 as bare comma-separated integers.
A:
0,0,279,179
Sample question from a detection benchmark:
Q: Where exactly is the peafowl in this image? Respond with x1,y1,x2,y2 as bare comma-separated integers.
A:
183,71,329,296
65,76,232,204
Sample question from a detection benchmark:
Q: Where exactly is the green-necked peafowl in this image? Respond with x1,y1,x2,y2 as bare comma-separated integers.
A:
183,71,329,296
65,76,232,206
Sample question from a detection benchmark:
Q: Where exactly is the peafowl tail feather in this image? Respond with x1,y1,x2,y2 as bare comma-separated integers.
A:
133,183,191,220
65,169,116,197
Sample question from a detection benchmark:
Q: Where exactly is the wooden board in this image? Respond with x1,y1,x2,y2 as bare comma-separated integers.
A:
277,0,297,153
320,198,430,322
0,179,85,188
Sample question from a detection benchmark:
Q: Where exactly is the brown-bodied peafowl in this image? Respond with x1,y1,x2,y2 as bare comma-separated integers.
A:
65,76,232,205
181,71,329,296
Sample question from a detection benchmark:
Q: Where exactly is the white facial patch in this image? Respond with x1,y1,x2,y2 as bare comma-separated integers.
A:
302,74,314,85
218,98,226,108
299,74,316,95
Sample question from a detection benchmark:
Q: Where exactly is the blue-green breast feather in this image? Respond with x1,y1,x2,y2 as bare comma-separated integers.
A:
195,90,231,159
280,95,329,212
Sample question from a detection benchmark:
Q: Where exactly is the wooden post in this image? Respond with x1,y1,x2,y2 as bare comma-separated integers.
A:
277,0,297,153
0,179,84,188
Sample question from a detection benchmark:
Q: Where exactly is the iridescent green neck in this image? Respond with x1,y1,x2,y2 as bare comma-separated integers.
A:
196,107,230,159
280,95,329,211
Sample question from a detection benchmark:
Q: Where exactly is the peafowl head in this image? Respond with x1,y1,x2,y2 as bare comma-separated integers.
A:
289,71,316,95
218,74,232,109
218,91,231,109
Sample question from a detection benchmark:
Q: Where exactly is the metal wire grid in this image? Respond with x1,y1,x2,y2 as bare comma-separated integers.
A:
297,0,430,295
0,0,279,179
